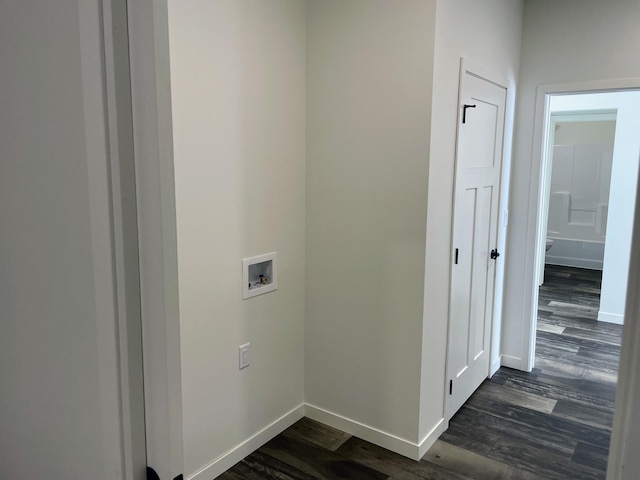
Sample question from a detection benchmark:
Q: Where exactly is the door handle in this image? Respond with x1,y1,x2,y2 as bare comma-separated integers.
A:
490,249,500,260
462,104,477,124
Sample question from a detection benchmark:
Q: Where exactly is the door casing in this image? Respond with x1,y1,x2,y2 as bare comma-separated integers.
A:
127,1,185,478
102,0,148,478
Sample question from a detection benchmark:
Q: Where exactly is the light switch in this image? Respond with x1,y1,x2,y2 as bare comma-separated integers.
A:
239,343,250,370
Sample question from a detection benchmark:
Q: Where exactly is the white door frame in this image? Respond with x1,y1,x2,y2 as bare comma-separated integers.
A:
523,78,640,369
127,1,185,479
520,78,640,480
444,58,512,422
104,1,184,478
102,1,147,478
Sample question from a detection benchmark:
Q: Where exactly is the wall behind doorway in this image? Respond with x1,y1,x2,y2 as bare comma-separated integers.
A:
545,119,615,270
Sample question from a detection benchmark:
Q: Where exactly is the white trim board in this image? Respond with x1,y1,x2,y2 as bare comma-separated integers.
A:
187,404,305,480
185,403,444,479
501,355,528,372
305,404,444,461
598,311,624,325
418,418,446,460
490,356,502,377
545,257,603,271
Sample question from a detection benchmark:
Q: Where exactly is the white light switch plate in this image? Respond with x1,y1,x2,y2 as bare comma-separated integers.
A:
239,343,250,369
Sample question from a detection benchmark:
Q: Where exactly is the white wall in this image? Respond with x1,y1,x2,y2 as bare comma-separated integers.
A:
608,167,640,478
304,0,523,458
504,0,640,369
166,1,306,477
0,1,127,479
600,102,640,325
554,120,616,145
424,0,523,429
305,0,436,453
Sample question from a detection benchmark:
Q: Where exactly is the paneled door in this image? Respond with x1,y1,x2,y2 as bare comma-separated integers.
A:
446,65,507,420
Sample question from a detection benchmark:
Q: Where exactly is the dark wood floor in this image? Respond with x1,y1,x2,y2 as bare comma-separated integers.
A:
219,265,622,479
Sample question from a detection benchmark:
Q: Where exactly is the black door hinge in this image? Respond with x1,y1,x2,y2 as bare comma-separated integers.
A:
455,248,459,265
449,380,453,395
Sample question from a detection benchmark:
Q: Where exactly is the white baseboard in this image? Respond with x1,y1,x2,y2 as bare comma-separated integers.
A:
598,310,624,325
305,403,429,461
187,404,305,480
490,356,502,376
546,257,603,270
187,403,446,478
417,418,445,459
501,354,527,371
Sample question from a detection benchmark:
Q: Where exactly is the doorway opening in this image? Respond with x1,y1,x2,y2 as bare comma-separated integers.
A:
533,90,640,358
530,89,640,474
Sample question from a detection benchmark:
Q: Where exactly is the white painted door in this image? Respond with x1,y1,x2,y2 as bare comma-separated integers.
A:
446,68,506,420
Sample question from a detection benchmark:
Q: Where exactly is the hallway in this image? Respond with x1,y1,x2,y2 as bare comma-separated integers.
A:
439,265,620,479
219,265,620,479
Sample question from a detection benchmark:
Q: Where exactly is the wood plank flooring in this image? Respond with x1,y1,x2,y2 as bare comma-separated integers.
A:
219,265,621,479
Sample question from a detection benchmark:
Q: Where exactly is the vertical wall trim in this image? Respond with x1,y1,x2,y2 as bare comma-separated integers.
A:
102,0,148,478
128,0,184,478
608,164,640,479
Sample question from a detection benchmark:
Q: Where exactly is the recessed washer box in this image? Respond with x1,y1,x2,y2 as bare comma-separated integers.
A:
242,252,277,299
